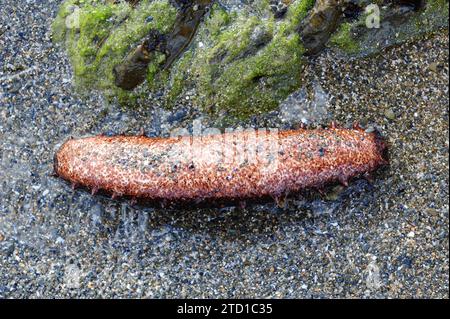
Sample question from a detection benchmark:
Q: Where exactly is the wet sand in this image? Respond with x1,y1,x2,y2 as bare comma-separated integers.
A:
0,1,448,298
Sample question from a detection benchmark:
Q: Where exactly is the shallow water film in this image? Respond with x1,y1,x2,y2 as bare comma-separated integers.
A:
0,0,448,298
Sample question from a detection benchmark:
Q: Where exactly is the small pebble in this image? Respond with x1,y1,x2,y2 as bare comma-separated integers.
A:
384,108,396,120
428,62,439,73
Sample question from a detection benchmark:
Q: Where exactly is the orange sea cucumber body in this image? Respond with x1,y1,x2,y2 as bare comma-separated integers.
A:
54,127,387,204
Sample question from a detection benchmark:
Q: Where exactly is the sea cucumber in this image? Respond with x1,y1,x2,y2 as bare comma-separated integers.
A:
53,124,388,206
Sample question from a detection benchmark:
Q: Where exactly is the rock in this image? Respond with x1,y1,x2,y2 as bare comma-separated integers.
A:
113,43,153,90
163,0,310,118
298,0,341,55
52,0,178,90
0,242,14,257
161,0,213,70
52,0,449,118
329,0,449,56
384,108,396,120
428,61,440,73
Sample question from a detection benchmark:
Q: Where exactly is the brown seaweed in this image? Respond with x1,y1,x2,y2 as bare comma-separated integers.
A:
298,0,341,55
113,0,213,91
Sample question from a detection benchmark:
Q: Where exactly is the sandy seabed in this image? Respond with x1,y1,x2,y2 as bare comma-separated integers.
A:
0,1,448,298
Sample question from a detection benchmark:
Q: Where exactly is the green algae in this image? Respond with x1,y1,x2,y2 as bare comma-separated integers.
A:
165,0,314,119
52,0,177,97
53,0,314,118
53,0,449,119
329,22,360,54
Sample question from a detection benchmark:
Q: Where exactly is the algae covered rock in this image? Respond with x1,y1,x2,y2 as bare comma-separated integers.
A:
52,0,314,118
329,0,449,56
165,0,314,118
52,0,178,87
52,0,449,119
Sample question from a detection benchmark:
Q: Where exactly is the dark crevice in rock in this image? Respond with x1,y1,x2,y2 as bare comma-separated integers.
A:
109,0,142,7
162,0,213,69
392,0,426,11
342,2,363,21
270,0,292,19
